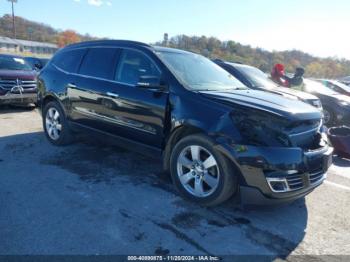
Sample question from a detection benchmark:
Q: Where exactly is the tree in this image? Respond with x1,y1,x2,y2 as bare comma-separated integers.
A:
155,34,350,78
56,30,81,47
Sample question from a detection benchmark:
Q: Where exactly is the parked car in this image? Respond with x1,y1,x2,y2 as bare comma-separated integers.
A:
303,79,350,126
214,60,323,110
339,76,350,86
24,57,50,71
0,54,38,106
37,40,333,206
316,79,350,97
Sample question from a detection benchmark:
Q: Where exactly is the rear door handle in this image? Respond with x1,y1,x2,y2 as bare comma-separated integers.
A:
107,92,119,98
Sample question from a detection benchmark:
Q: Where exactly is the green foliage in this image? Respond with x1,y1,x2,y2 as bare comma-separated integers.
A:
156,35,350,78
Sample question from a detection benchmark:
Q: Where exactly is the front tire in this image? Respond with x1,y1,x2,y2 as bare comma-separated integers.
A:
170,134,238,206
323,107,335,127
43,101,73,146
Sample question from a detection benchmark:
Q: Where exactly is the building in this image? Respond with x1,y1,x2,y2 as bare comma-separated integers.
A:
0,36,58,55
0,36,18,52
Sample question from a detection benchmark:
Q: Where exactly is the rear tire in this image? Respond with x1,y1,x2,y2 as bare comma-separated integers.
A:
43,101,74,146
170,134,238,206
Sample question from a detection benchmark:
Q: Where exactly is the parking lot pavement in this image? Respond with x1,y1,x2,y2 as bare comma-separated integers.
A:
0,107,350,258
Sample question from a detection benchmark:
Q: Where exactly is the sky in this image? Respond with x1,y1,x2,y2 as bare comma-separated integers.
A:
0,0,349,59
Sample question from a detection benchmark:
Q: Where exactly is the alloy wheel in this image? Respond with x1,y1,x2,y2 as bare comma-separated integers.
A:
176,145,220,198
45,107,62,141
323,109,331,125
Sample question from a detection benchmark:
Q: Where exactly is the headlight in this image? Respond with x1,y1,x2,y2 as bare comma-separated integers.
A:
311,100,322,109
231,109,291,147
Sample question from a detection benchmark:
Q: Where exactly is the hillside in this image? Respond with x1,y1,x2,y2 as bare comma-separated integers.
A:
1,14,349,78
156,35,350,78
0,14,96,46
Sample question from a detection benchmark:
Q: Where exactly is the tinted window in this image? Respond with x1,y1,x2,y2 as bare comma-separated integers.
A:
79,48,118,80
53,49,86,73
115,49,160,85
157,51,246,91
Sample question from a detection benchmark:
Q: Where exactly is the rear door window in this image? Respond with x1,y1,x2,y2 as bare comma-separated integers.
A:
115,49,160,86
79,48,119,80
53,48,86,73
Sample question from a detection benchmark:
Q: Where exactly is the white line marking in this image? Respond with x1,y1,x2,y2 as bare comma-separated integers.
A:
324,181,350,192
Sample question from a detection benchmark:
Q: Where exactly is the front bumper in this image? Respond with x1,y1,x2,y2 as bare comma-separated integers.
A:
217,142,333,205
0,92,37,105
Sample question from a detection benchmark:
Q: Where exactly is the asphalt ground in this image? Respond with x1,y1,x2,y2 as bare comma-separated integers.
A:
0,106,349,260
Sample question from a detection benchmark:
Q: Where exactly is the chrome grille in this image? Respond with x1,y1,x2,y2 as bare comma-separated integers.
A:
0,79,36,90
286,174,304,190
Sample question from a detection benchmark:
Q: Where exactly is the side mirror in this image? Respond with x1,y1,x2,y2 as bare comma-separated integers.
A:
137,75,166,90
34,63,43,70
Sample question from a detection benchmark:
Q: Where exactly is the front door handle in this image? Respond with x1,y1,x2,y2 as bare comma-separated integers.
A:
67,83,77,88
107,92,119,98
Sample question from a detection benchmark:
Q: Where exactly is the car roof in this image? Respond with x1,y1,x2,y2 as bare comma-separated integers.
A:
153,46,194,55
64,40,152,50
24,57,40,60
214,59,247,67
64,40,196,55
215,59,255,70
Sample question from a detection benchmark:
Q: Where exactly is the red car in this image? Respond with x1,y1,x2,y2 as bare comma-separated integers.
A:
0,54,37,106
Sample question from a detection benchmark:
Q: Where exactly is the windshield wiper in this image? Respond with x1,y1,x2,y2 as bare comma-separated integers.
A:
196,87,247,91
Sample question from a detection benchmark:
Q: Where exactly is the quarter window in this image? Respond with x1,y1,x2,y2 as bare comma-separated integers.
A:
79,48,119,80
53,49,86,73
115,49,160,86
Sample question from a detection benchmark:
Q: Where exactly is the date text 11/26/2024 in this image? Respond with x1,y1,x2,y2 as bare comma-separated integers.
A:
127,255,220,261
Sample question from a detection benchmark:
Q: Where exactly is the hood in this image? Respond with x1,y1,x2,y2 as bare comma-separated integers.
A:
200,89,322,121
272,86,319,101
0,69,37,80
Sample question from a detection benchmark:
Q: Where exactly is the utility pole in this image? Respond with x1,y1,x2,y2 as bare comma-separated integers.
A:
8,0,17,39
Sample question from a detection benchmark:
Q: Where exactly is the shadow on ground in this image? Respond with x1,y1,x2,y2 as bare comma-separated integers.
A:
333,156,350,167
0,104,36,114
0,132,309,257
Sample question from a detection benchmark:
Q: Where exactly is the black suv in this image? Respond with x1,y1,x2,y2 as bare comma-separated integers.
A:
37,40,333,206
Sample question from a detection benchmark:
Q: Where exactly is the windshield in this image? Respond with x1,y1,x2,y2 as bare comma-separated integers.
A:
23,57,38,69
235,64,277,89
0,56,32,71
330,80,350,93
304,79,338,95
156,51,247,91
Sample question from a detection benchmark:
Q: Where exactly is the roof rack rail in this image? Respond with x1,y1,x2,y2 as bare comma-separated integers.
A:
66,40,151,49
